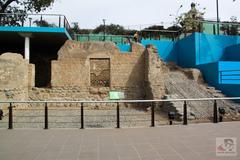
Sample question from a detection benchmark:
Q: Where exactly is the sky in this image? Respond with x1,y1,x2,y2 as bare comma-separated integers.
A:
43,0,240,29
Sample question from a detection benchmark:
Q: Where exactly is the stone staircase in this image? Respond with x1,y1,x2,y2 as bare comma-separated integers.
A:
162,69,240,120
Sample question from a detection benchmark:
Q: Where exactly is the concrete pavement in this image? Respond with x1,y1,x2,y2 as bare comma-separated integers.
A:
0,122,240,160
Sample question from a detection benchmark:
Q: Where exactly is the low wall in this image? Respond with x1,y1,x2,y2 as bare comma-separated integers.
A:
0,53,34,108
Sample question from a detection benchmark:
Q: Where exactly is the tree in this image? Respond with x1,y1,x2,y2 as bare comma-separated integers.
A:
0,0,55,26
34,19,56,27
141,25,182,40
93,24,126,35
178,3,205,33
220,16,239,35
0,0,55,13
70,22,92,34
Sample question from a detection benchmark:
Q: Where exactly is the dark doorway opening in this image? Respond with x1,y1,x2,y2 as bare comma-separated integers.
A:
30,45,59,87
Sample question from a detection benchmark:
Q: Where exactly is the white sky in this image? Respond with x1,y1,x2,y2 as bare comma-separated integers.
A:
43,0,240,29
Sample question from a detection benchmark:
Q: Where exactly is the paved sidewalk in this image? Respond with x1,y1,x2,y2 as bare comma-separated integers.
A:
0,122,240,160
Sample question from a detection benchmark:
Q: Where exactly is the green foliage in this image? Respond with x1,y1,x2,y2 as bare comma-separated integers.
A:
178,3,205,33
0,7,26,26
34,19,56,27
0,0,55,26
70,22,92,34
0,0,55,13
23,0,55,13
93,24,125,35
91,23,137,36
220,16,239,35
140,25,182,40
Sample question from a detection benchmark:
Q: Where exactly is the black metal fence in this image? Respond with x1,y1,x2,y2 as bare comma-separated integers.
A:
0,98,239,129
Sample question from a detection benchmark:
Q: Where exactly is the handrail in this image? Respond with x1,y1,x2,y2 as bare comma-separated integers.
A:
0,12,65,17
140,29,182,33
75,34,134,37
0,12,73,38
1,97,238,129
0,13,71,29
1,97,240,103
197,20,240,26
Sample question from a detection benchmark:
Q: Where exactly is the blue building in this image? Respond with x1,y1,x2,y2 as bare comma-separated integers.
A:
142,32,240,97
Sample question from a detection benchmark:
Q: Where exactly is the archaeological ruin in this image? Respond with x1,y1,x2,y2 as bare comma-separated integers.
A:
1,40,240,122
0,41,166,102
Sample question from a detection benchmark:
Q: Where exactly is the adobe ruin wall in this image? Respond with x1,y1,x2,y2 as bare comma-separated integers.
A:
0,41,167,107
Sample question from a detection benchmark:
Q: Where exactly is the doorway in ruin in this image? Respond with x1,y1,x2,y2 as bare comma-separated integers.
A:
90,58,110,87
30,45,59,88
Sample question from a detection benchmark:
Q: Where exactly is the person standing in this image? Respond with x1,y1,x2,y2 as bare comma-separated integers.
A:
0,109,3,120
133,32,139,42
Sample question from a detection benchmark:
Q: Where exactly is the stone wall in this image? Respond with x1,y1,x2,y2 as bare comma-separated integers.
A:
38,40,147,101
0,53,34,108
144,45,167,100
0,42,167,106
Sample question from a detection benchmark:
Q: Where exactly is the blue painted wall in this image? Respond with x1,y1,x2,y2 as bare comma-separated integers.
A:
196,61,240,97
175,34,196,68
140,33,240,97
117,44,131,52
225,44,240,61
141,39,177,62
218,84,240,97
219,61,240,85
195,33,240,65
197,62,219,86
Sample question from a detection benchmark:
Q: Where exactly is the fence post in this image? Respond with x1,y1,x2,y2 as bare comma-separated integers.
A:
21,18,24,27
44,103,48,129
183,101,188,125
116,102,120,128
58,16,61,27
213,24,216,35
81,103,84,129
151,102,155,127
63,18,66,28
213,100,218,123
8,103,13,129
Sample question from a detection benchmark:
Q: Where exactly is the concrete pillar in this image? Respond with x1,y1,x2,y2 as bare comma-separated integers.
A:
24,36,30,61
19,33,32,61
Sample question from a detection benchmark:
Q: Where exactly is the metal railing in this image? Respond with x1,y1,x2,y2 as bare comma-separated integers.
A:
140,29,182,41
0,13,72,34
74,34,134,44
0,97,239,129
197,20,240,36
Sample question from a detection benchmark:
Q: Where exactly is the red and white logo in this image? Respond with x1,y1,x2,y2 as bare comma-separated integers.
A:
216,137,237,157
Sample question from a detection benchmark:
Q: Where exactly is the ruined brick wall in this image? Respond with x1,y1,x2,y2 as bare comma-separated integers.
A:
0,53,35,108
0,43,166,104
37,40,146,101
144,45,167,100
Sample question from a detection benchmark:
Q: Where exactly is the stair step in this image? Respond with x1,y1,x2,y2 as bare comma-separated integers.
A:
207,87,215,90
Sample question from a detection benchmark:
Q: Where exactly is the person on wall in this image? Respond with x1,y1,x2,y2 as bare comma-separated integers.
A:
133,31,139,42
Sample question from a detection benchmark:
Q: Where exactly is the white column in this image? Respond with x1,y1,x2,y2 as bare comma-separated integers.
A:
24,37,30,61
